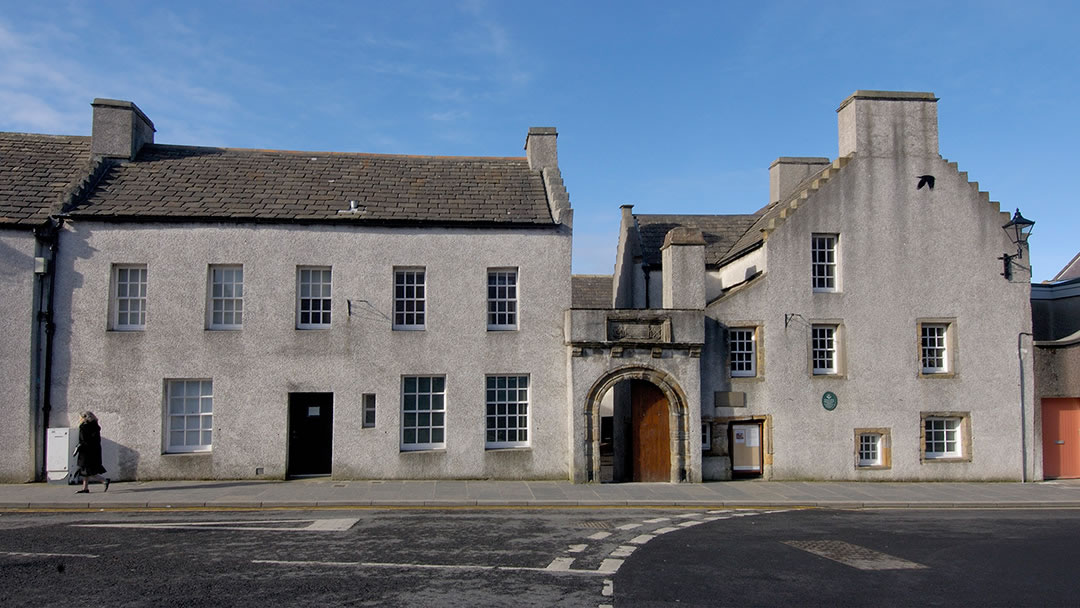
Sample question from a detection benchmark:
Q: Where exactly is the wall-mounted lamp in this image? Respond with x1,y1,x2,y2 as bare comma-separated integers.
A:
999,208,1034,281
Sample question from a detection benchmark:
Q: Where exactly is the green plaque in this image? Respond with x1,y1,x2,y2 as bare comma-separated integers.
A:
822,391,838,411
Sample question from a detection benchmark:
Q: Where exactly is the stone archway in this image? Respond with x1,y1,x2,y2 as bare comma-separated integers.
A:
583,366,691,483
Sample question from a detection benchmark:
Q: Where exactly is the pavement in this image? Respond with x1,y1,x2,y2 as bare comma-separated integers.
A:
2,478,1080,510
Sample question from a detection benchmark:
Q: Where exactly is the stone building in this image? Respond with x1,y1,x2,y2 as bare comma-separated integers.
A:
573,91,1036,482
0,90,1047,483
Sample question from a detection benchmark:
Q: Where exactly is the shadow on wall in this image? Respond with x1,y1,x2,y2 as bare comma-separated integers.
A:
48,222,96,441
100,437,139,481
0,238,33,279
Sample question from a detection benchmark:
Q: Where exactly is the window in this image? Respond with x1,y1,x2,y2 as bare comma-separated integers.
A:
702,422,712,451
729,327,757,377
362,394,376,429
812,324,839,375
919,321,954,375
855,428,891,469
394,268,426,330
812,234,838,292
859,434,881,465
166,379,213,453
209,265,243,330
401,376,445,450
297,266,332,329
112,264,147,330
487,269,518,330
923,416,962,459
486,375,529,448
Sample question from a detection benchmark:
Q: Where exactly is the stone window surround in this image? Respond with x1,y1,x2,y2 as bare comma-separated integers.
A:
809,321,845,377
920,411,973,463
854,427,891,470
726,323,764,379
917,318,958,378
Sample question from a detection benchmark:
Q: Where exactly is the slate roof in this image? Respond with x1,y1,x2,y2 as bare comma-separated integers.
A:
68,144,556,226
0,133,92,227
571,275,613,309
634,214,759,267
1052,251,1080,282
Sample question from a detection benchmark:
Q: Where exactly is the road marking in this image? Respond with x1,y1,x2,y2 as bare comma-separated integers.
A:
587,531,611,540
678,520,703,528
567,544,588,554
615,523,642,530
546,557,576,571
675,513,701,519
74,517,359,532
253,558,610,576
653,526,678,534
610,545,637,558
602,579,614,596
643,517,669,524
784,540,927,571
597,558,623,574
703,516,729,521
0,551,99,559
629,534,655,545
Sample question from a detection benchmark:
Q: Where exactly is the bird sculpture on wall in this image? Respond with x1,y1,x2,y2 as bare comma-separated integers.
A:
916,175,936,190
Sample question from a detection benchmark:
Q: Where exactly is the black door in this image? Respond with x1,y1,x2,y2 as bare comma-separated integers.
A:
288,393,333,477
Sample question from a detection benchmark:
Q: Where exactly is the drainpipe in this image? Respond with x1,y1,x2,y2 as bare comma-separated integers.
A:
1017,331,1033,483
31,219,60,481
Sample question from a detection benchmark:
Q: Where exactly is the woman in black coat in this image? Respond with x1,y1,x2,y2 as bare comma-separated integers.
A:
75,411,109,493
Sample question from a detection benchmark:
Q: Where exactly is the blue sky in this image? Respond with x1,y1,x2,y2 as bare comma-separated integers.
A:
2,1,1077,280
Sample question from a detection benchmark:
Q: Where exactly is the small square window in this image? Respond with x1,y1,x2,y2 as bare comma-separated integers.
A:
394,268,427,330
728,327,757,377
112,264,148,330
487,269,518,331
854,429,891,469
297,266,332,329
921,412,971,462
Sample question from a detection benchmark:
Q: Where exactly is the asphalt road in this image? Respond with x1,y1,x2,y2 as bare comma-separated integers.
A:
0,507,1077,607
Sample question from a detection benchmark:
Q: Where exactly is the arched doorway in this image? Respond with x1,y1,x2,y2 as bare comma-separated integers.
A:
585,367,690,483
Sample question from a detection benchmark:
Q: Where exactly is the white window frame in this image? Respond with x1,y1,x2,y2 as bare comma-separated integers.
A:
729,327,757,377
920,323,950,374
812,324,839,375
812,234,838,292
401,376,445,450
165,379,213,453
485,375,529,449
208,265,244,330
297,266,332,329
858,433,881,466
487,268,519,331
112,264,147,330
394,268,427,330
924,416,962,459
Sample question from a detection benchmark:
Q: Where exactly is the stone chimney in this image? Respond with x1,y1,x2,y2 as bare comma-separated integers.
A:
769,157,831,204
661,227,705,310
524,127,572,226
524,127,557,170
837,90,938,159
91,98,155,160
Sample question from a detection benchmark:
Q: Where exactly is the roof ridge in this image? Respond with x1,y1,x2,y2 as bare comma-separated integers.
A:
141,142,528,162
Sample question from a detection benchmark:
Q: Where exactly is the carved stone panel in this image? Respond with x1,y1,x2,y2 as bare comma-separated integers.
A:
607,317,671,343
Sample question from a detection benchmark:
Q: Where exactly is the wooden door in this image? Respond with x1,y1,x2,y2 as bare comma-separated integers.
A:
1043,398,1080,479
631,380,671,482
